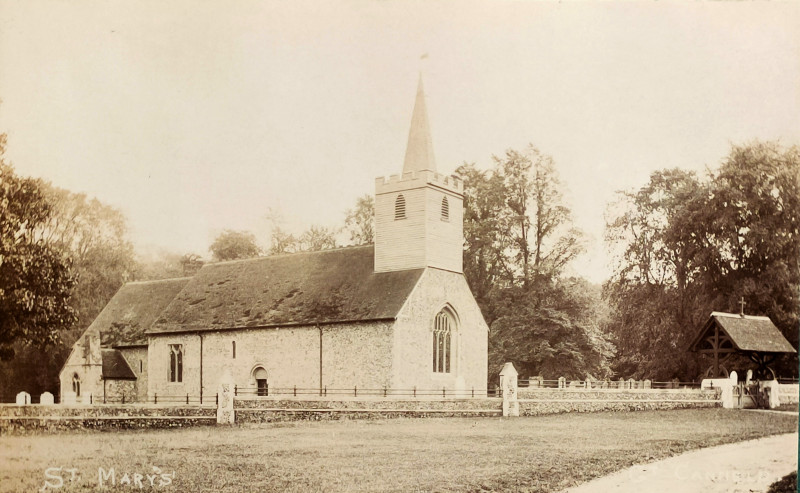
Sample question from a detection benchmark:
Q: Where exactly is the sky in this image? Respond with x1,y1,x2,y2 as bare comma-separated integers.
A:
1,1,798,283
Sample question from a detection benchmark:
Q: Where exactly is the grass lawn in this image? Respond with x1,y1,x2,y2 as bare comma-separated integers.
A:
1,409,796,492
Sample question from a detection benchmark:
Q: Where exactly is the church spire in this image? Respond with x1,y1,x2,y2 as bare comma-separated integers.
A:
402,74,436,174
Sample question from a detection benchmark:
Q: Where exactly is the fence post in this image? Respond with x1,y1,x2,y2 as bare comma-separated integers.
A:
186,393,189,405
154,393,157,405
200,389,203,405
293,386,297,397
442,387,446,398
234,385,238,397
354,386,358,397
103,394,106,404
216,393,219,405
413,386,416,398
472,387,475,398
324,386,327,397
266,383,269,397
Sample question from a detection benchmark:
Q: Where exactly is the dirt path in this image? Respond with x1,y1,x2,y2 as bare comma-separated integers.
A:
565,431,798,493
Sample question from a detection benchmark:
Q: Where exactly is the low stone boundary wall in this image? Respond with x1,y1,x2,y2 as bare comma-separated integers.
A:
778,384,799,404
234,398,502,422
515,388,720,416
0,405,216,433
516,388,720,402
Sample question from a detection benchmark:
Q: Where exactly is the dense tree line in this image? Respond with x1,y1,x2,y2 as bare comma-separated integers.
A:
456,145,612,381
604,141,799,380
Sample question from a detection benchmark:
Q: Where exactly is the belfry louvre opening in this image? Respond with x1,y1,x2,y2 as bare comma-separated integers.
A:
395,194,406,220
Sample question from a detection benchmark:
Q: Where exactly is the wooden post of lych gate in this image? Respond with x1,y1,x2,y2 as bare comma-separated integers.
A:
499,362,519,417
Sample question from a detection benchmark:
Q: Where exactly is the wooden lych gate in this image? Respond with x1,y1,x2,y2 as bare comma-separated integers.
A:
688,311,796,379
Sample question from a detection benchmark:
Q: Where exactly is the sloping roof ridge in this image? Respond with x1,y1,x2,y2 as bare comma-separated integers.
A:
206,244,373,267
711,311,772,321
124,276,193,285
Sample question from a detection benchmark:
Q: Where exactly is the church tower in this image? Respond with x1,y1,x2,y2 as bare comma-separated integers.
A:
374,75,464,273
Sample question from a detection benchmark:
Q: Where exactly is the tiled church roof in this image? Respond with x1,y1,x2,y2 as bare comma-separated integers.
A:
101,349,137,380
87,277,191,347
148,245,424,335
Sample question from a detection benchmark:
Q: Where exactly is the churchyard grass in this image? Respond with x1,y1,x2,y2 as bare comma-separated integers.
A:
1,408,796,492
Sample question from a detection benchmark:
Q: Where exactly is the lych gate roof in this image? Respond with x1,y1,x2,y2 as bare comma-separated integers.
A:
87,277,191,347
101,349,136,380
689,312,796,354
147,245,424,335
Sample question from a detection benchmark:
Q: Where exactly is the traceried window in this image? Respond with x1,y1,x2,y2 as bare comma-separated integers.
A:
169,344,183,383
395,194,406,220
72,373,81,397
432,308,456,373
441,196,449,221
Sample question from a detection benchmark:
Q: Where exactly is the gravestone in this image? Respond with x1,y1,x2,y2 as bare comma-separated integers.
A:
558,377,566,389
628,378,636,389
730,370,738,384
217,371,235,424
602,380,609,389
643,379,651,389
15,391,31,405
499,362,519,417
618,378,625,389
40,392,54,405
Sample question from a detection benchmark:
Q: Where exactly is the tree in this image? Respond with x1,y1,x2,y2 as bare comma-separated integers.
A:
458,144,609,380
344,195,374,245
210,230,261,261
0,134,77,360
298,225,338,252
38,184,137,330
604,141,800,379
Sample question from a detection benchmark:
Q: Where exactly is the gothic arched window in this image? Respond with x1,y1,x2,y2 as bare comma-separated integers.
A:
432,308,456,373
72,373,81,397
441,196,449,221
169,344,183,383
395,194,406,220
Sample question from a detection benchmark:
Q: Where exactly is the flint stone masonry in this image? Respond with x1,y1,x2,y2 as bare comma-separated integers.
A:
516,388,720,402
0,405,215,433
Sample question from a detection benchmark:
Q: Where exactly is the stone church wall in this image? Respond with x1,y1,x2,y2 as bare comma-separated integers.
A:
58,333,103,403
119,347,148,402
148,322,394,399
102,379,137,403
392,268,488,392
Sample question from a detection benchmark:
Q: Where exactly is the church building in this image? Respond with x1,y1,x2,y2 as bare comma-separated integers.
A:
59,76,489,403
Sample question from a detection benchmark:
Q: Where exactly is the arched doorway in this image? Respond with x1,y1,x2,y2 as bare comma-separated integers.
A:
253,367,268,396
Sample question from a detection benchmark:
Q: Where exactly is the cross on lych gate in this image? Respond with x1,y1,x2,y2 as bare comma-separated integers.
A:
739,297,746,316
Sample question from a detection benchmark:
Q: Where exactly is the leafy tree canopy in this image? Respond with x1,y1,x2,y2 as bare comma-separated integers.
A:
210,229,261,261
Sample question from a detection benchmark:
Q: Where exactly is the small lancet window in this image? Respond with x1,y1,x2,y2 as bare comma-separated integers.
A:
432,308,456,373
72,373,81,397
232,341,236,359
169,344,183,383
395,194,406,220
441,196,449,221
